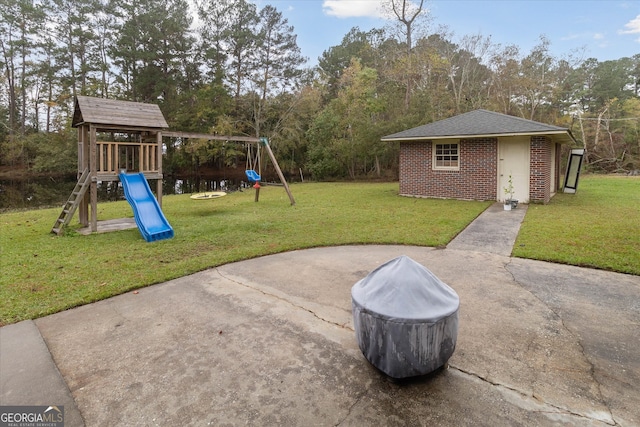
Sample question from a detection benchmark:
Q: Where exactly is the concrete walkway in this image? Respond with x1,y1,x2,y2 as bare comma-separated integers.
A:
2,204,639,426
448,202,528,256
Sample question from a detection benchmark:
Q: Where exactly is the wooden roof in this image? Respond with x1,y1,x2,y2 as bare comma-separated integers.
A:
382,109,576,145
72,96,168,129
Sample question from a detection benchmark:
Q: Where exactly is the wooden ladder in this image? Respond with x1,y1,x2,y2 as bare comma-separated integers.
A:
51,168,90,235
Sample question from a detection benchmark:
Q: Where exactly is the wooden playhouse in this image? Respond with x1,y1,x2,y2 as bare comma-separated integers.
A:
52,96,168,234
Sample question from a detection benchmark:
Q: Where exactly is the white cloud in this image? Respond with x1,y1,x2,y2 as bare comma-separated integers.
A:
561,33,583,41
620,14,640,34
561,32,605,41
322,0,386,19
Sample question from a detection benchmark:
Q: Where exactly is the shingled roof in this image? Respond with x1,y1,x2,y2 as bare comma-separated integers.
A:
382,109,576,145
72,96,168,129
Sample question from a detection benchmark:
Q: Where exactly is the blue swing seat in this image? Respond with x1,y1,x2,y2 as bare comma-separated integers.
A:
245,170,261,182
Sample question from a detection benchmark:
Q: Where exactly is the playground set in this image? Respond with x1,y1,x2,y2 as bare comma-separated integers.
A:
52,96,294,242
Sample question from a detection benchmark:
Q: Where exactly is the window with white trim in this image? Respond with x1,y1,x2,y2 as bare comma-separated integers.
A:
433,142,459,170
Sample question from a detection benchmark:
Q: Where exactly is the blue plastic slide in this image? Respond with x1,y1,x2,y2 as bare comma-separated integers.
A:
119,172,174,242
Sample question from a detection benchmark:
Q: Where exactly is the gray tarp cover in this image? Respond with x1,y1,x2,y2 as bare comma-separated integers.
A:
352,255,459,321
352,255,460,378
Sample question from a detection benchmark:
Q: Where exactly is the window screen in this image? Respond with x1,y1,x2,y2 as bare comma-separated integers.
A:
434,143,459,169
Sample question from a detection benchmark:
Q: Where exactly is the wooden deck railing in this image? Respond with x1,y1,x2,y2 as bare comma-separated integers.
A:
96,142,159,175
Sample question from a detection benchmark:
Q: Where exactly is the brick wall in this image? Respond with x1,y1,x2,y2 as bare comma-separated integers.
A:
529,136,552,203
554,143,562,194
399,135,558,203
399,138,498,200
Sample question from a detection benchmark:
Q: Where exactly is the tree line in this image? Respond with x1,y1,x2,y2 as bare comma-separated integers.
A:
1,0,639,181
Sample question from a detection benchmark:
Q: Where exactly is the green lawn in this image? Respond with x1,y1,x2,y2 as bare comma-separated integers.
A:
1,177,638,326
514,175,640,274
0,182,490,325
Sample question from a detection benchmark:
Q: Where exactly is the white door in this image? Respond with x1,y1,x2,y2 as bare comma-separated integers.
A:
498,137,530,203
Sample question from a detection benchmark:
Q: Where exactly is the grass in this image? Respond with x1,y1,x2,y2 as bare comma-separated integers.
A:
2,176,638,326
0,182,490,325
514,175,640,274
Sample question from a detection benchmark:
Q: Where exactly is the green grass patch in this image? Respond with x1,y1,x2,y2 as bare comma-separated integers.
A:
3,177,637,326
513,175,640,275
0,182,490,325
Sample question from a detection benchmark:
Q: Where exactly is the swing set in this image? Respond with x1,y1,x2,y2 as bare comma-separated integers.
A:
162,132,295,205
245,142,261,185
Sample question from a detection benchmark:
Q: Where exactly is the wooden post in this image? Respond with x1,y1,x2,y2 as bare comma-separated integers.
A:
78,126,89,227
156,131,163,207
89,125,98,232
260,138,295,205
138,141,143,172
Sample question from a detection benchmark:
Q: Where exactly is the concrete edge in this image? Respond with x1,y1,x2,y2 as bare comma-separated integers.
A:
0,320,84,426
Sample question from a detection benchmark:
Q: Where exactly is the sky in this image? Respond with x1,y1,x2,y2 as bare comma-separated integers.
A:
254,0,640,66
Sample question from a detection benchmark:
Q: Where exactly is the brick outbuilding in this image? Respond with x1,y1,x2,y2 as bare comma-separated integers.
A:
382,110,577,204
